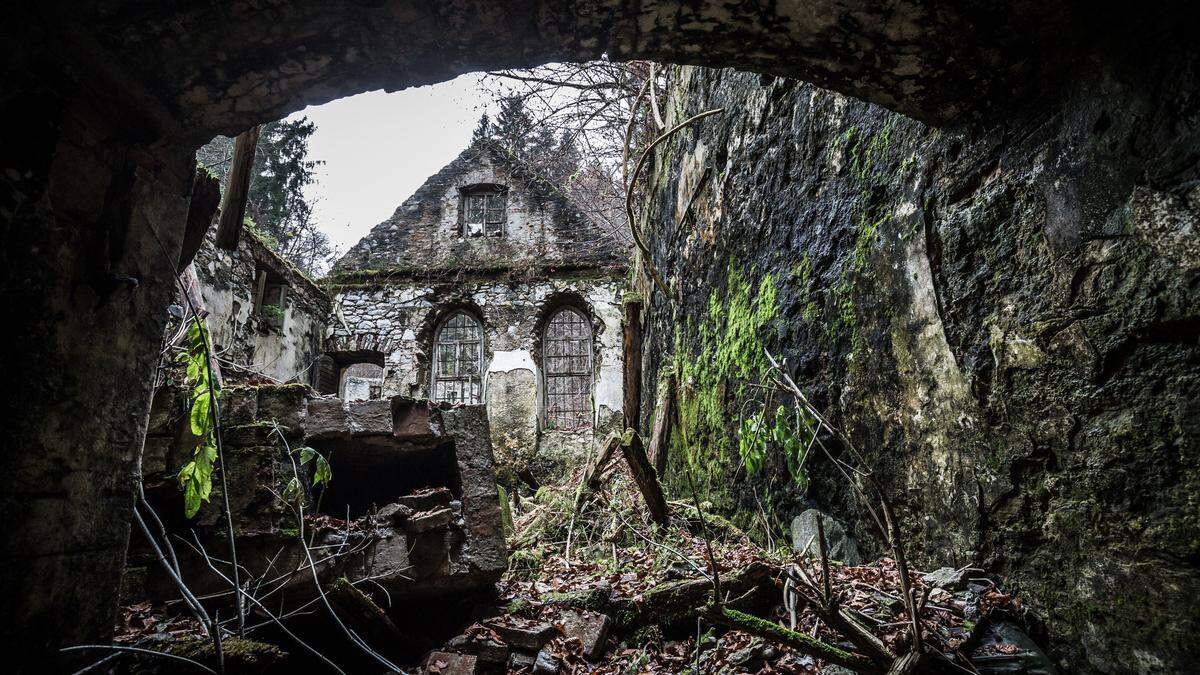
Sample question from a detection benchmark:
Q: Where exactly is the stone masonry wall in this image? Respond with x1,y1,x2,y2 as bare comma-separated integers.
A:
643,60,1199,673
334,141,624,277
333,274,625,486
191,229,330,385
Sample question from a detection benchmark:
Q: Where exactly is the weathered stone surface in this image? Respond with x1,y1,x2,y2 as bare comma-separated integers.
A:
533,647,560,674
376,502,414,525
347,398,394,436
645,57,1200,671
446,633,509,665
425,650,478,675
397,487,453,513
555,609,611,660
923,567,969,591
405,507,454,534
485,619,556,651
791,509,862,566
256,384,308,430
220,386,259,426
305,396,350,441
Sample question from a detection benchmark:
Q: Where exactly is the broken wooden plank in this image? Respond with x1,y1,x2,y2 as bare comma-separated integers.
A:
214,125,261,250
620,432,669,525
179,166,221,267
646,373,675,476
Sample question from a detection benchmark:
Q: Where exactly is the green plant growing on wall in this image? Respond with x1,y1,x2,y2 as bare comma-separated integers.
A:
177,318,219,518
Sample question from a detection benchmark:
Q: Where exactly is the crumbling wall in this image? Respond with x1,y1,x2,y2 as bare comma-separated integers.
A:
332,275,625,485
190,229,330,384
131,385,508,606
643,60,1200,672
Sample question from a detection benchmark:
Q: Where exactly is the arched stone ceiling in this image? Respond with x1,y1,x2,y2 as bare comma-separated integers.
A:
27,0,1115,142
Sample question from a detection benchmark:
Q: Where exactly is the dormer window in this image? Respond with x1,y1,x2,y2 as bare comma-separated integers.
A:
461,185,506,237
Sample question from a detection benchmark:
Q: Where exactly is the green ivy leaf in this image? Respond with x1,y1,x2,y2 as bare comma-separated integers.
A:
299,446,316,466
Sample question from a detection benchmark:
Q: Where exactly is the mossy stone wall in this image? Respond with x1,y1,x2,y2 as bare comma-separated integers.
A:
643,59,1200,672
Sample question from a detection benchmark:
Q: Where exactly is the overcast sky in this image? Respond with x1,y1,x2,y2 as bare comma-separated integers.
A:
288,73,493,257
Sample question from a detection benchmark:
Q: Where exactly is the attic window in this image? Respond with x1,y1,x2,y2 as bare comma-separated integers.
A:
253,264,286,330
461,186,506,238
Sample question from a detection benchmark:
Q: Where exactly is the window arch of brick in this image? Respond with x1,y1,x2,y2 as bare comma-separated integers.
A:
432,310,484,405
542,306,593,430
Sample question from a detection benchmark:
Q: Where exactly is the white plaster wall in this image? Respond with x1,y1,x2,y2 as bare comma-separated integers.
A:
191,233,327,385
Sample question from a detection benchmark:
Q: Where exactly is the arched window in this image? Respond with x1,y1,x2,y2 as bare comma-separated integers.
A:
543,307,593,430
433,311,484,404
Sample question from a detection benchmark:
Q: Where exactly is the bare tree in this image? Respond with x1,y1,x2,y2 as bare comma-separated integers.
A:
481,59,670,249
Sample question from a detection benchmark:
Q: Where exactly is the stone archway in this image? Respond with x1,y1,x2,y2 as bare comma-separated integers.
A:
0,1,1175,667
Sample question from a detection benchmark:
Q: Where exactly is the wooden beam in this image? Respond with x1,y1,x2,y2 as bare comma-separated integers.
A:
214,125,261,250
621,432,670,525
622,296,643,430
179,167,221,267
646,373,675,476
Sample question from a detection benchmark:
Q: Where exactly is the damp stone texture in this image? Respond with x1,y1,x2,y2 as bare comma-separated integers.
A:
329,140,629,484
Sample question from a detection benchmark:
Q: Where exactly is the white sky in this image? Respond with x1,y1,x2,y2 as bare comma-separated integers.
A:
287,73,493,257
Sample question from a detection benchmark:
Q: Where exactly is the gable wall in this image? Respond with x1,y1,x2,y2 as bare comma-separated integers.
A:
334,145,626,275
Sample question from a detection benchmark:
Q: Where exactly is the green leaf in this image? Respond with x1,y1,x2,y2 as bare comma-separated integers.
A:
189,390,212,436
184,482,201,519
313,455,332,488
283,476,301,503
299,446,316,466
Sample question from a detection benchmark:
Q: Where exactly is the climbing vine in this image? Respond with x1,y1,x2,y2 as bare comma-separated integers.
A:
177,318,219,518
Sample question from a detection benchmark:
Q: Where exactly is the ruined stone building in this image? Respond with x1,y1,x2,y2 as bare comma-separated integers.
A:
187,227,329,384
323,140,629,481
5,3,1198,672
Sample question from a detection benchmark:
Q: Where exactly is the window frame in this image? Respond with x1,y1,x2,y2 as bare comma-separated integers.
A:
460,185,507,238
431,310,485,405
541,306,594,431
253,264,287,331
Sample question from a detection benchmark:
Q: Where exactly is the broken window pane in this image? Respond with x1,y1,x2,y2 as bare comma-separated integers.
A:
462,188,506,238
433,311,483,405
543,307,592,430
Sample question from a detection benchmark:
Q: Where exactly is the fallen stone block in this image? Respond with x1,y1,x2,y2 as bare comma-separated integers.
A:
376,502,414,526
533,647,560,674
405,507,454,534
446,633,509,666
485,618,557,651
397,486,454,512
923,566,969,591
425,651,478,675
325,578,409,661
791,508,862,566
555,609,611,660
